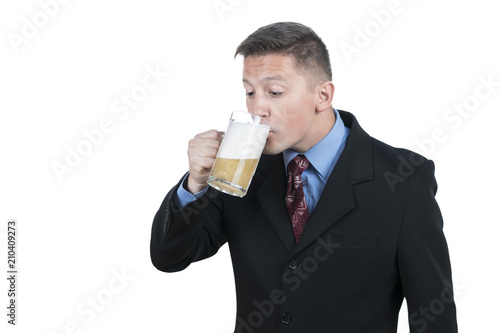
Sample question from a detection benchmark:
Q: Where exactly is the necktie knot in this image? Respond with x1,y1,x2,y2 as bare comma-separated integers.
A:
288,155,310,177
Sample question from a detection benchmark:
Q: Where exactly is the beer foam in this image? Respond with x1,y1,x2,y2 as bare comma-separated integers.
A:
218,121,270,159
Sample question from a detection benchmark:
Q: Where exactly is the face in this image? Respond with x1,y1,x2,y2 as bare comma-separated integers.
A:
242,54,322,155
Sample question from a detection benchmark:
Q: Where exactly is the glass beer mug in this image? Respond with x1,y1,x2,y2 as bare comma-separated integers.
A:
207,111,270,197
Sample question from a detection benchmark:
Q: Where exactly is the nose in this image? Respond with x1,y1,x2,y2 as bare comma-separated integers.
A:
248,95,270,119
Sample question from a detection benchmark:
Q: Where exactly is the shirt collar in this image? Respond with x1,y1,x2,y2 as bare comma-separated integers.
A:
283,108,347,179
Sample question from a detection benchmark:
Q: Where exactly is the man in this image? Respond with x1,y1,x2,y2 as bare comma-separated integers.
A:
150,22,458,332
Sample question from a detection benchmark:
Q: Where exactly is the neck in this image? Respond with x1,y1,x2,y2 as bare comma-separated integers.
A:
294,108,336,153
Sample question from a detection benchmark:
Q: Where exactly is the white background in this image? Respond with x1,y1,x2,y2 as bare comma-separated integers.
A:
1,0,499,332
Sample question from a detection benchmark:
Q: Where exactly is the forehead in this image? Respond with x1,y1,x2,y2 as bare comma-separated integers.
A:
242,54,301,82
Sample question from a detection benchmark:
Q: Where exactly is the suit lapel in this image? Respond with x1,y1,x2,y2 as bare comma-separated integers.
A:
291,111,374,256
291,153,355,255
252,154,296,253
251,111,374,256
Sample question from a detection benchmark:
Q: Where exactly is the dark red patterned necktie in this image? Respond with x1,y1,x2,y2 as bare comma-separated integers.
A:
286,155,310,243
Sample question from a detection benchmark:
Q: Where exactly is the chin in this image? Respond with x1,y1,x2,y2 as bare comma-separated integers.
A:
262,142,285,156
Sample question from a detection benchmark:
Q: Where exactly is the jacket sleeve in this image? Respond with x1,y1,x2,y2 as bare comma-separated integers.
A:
397,160,458,332
150,174,227,272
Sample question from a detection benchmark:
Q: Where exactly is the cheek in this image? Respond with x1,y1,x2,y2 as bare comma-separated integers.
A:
286,113,311,133
271,95,314,134
274,118,306,148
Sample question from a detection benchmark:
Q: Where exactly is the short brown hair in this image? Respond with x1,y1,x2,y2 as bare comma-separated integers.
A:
235,22,332,85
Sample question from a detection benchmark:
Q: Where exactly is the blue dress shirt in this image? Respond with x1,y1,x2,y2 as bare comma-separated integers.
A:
173,109,350,211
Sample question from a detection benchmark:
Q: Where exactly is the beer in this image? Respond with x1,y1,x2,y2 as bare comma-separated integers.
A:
210,158,260,195
208,112,270,197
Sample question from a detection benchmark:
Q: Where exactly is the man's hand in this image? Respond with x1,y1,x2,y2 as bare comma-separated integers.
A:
186,130,223,194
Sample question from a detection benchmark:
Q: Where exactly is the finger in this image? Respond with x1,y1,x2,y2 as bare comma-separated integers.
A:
190,156,216,173
188,146,220,160
194,129,223,141
188,137,222,150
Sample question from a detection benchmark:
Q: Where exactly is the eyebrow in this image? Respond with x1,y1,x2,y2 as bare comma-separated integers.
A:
242,76,288,85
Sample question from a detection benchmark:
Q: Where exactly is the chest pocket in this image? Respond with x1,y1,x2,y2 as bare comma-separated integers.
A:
329,233,378,248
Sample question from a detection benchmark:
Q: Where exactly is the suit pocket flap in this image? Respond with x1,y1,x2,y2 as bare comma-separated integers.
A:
330,233,378,248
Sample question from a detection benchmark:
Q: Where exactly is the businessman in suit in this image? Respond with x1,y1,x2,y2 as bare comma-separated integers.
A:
150,22,458,332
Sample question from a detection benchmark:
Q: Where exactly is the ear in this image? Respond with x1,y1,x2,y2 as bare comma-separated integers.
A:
315,81,335,112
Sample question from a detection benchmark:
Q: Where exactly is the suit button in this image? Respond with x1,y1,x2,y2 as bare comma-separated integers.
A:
288,259,298,270
281,313,292,325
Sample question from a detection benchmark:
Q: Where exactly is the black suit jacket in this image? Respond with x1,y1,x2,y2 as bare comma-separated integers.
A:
151,111,458,332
